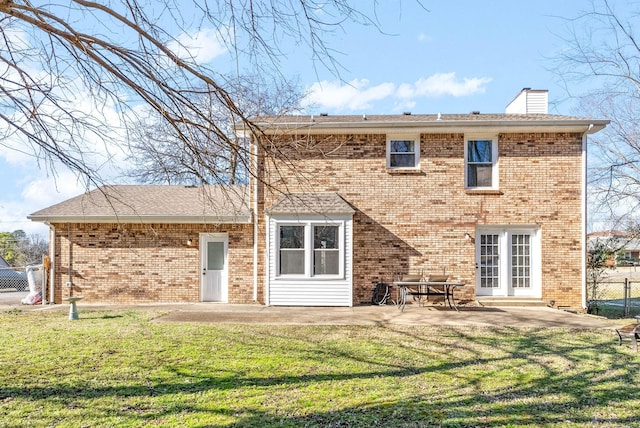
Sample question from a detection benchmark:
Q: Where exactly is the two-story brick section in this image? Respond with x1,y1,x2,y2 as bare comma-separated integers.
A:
29,89,608,310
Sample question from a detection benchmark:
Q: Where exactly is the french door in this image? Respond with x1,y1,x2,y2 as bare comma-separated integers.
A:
475,228,540,297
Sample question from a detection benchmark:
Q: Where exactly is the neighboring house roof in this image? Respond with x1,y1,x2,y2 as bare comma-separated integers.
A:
586,234,640,253
28,185,251,224
0,255,9,268
266,193,355,216
250,113,609,134
587,230,628,239
621,239,640,252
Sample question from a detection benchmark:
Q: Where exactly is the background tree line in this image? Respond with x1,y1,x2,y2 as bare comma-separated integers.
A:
0,230,48,267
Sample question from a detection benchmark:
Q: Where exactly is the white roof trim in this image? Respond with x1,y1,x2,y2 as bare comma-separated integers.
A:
27,215,252,224
253,120,608,136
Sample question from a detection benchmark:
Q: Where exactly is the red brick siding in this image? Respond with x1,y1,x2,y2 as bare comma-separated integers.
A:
51,223,254,304
257,132,584,308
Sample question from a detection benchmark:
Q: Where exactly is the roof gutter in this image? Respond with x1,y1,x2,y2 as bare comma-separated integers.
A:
27,215,253,224
253,119,610,135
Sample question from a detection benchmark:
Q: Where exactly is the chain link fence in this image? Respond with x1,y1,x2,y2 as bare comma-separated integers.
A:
588,278,640,318
0,266,28,291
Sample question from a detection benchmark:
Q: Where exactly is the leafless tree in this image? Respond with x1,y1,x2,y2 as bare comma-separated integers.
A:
0,230,47,266
556,0,640,227
0,0,393,191
126,76,303,185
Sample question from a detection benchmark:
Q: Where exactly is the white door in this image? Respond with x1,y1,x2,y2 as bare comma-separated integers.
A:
509,233,533,297
475,228,540,297
200,234,228,302
476,233,502,296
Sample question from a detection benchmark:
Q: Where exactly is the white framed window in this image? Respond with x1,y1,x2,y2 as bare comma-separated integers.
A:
387,135,420,169
465,136,498,189
313,225,340,275
279,225,305,275
277,222,344,278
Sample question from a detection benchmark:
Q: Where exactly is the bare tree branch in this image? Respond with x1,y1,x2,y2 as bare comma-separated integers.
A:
555,0,640,229
2,0,407,194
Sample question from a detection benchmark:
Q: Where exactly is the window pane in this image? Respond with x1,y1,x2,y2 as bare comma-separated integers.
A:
280,250,305,274
280,226,304,249
390,140,414,153
314,226,339,249
390,154,416,167
314,250,339,275
468,140,492,162
468,165,493,187
207,242,224,270
279,226,305,275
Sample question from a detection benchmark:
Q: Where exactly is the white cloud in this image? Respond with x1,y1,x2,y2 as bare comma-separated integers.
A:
167,28,228,64
21,172,86,208
0,200,48,237
0,169,88,238
302,73,492,112
0,74,132,238
302,79,395,111
0,25,29,51
406,73,493,98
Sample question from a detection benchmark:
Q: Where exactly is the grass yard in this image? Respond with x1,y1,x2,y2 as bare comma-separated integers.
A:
0,309,639,427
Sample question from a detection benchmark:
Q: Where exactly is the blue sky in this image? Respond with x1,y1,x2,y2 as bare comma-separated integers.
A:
0,1,612,236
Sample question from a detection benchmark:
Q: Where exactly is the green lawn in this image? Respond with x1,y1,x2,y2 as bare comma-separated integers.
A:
0,309,639,427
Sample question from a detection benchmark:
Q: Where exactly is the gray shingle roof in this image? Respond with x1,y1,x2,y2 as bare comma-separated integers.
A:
28,185,251,223
266,193,355,215
251,113,609,134
256,113,603,123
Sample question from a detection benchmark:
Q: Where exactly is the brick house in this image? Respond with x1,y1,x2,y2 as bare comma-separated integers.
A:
29,89,608,309
587,230,640,266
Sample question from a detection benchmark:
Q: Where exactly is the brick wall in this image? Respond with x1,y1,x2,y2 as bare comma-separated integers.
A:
51,222,254,304
257,131,584,308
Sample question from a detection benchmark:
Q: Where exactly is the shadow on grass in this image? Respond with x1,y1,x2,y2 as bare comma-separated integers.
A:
1,324,639,426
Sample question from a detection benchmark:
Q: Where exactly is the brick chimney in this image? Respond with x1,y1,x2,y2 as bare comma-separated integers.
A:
505,88,548,114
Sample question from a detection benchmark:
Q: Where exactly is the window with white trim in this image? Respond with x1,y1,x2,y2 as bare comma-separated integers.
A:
314,225,339,275
387,135,420,169
277,222,343,277
465,137,498,188
279,225,305,275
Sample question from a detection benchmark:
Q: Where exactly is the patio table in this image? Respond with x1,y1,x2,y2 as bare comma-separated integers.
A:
393,281,464,312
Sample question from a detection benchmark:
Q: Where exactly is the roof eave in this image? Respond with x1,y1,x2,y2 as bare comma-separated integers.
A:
266,210,356,216
255,119,609,135
27,215,252,224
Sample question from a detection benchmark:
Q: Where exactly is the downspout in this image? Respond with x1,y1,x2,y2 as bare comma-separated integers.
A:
68,224,72,298
251,127,259,302
49,224,56,305
47,222,55,304
581,124,594,309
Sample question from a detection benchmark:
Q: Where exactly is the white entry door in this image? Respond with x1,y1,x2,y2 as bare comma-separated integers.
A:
200,233,228,302
475,228,540,297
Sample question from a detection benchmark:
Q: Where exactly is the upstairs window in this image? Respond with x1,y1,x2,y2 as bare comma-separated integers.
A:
387,136,420,169
466,137,498,188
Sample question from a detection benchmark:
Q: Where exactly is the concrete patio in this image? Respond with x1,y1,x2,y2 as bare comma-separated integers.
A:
0,291,621,329
149,303,618,328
